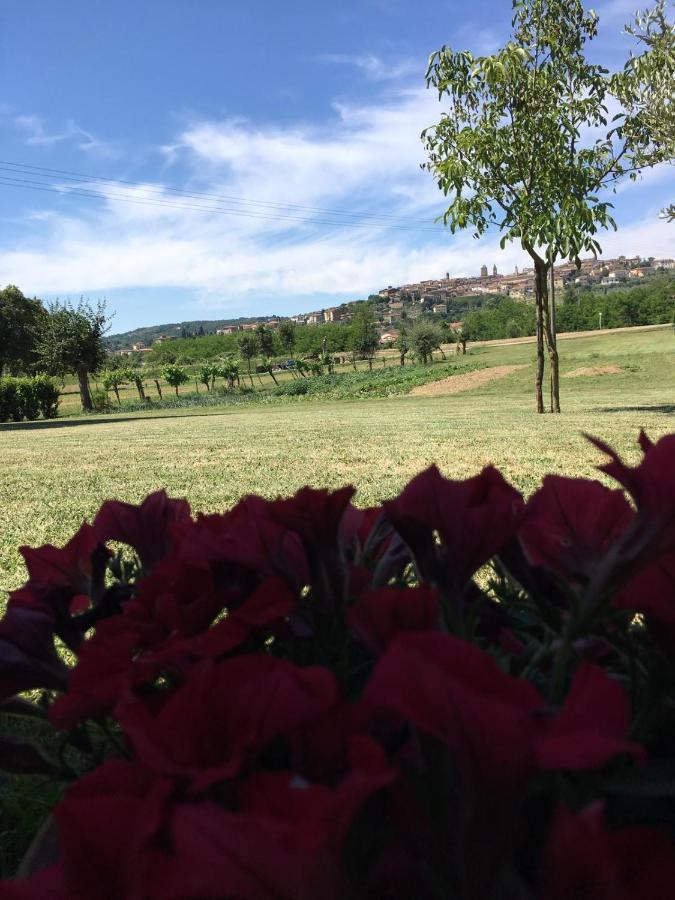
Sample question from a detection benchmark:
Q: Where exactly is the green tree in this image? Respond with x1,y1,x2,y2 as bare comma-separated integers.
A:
396,332,411,366
0,285,46,375
255,324,276,358
36,300,109,411
613,0,675,220
162,364,189,396
410,320,443,365
237,333,259,386
350,304,379,370
122,366,146,401
261,356,279,385
423,0,672,413
278,320,296,355
101,368,128,406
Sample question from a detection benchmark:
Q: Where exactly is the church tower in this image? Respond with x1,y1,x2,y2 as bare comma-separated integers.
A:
493,264,497,276
480,264,488,278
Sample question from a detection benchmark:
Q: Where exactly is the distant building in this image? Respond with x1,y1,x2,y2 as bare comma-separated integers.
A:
492,264,497,277
132,342,146,351
324,307,342,322
480,264,488,277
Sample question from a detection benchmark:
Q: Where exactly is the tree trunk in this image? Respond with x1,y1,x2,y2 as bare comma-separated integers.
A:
77,366,93,412
174,385,179,397
461,340,467,355
154,379,162,400
268,368,279,386
400,352,405,366
135,380,145,401
534,262,546,414
113,385,121,406
537,259,561,414
548,262,561,413
368,358,373,371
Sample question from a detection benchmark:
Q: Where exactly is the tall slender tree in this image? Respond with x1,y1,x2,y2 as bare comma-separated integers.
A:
423,0,673,413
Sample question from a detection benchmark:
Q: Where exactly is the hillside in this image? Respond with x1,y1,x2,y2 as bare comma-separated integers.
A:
105,315,278,350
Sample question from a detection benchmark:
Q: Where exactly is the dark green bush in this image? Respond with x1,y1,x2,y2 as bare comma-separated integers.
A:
32,375,60,419
16,379,40,421
0,376,61,422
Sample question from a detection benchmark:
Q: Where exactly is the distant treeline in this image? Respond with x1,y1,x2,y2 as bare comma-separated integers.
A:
147,322,357,364
462,275,674,341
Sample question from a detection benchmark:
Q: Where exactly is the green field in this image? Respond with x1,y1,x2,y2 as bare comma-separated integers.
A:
1,325,673,599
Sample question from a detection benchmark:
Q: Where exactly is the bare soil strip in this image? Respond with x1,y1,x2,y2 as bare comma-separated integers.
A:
410,364,528,396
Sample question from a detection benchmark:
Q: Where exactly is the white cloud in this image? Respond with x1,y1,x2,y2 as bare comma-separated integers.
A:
311,52,422,82
13,114,119,158
2,83,672,318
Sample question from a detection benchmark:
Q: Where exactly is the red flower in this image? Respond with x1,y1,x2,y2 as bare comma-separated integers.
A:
535,662,645,770
589,431,675,561
347,585,440,655
270,485,356,553
519,476,633,582
93,490,191,572
365,631,541,782
0,605,68,700
195,576,294,658
117,655,339,790
177,494,309,592
48,618,141,729
538,802,675,900
384,465,523,596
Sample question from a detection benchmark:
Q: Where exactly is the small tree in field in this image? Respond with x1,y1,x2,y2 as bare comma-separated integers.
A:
423,0,673,413
396,332,410,366
36,300,108,411
101,369,127,406
121,367,146,401
237,333,259,387
350,304,379,371
162,364,189,397
278,320,296,355
410,320,443,365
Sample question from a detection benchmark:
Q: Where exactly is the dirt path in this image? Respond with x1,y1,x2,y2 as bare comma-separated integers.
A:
410,364,528,396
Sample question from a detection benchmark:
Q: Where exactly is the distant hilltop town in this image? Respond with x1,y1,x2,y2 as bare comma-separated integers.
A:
107,253,674,352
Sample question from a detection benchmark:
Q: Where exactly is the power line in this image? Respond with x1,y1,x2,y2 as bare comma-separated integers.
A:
0,175,442,232
0,159,439,227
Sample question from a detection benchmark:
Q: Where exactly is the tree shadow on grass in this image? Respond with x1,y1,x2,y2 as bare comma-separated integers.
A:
0,411,226,431
592,404,675,415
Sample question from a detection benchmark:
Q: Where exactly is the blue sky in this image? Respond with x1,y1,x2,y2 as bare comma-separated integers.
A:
1,0,672,333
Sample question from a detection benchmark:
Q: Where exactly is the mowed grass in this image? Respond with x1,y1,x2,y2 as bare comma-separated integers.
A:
1,325,673,600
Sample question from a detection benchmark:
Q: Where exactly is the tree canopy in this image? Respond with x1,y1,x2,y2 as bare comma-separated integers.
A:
0,285,46,376
36,300,109,411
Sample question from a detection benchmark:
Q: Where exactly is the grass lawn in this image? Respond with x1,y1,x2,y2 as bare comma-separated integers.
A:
1,325,673,599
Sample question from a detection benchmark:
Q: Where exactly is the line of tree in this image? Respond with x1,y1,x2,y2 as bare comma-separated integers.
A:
461,275,674,341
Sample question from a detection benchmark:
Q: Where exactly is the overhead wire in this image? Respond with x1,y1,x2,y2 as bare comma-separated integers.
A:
0,159,441,232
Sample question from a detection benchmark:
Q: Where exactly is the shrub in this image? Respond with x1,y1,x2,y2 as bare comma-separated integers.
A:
15,379,40,422
2,432,675,893
0,376,60,422
0,379,19,422
32,375,60,419
90,388,112,413
274,379,309,396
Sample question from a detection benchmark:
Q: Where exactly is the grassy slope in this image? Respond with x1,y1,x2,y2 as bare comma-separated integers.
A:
1,325,673,598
